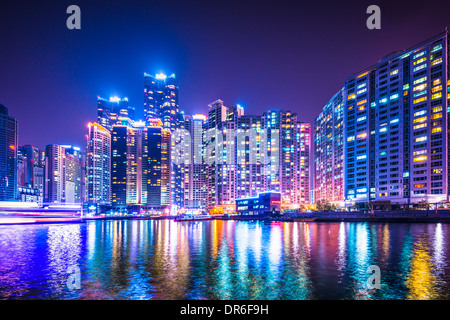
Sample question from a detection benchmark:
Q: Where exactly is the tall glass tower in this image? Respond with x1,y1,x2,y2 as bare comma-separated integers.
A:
144,73,183,131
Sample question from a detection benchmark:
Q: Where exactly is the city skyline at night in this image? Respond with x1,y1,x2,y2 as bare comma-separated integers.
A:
3,0,450,149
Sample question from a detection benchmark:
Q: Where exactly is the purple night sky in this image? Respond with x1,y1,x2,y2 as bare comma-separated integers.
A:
1,0,450,149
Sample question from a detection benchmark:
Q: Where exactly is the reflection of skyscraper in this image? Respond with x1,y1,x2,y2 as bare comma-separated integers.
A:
144,73,183,131
86,123,111,205
0,105,18,201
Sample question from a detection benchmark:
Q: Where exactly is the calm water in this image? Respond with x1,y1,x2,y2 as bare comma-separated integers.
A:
0,220,449,300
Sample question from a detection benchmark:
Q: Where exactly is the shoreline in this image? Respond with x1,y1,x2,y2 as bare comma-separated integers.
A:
2,212,450,225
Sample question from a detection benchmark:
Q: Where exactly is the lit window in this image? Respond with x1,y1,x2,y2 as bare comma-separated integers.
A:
413,97,427,104
414,77,427,85
414,183,427,188
413,83,427,92
415,136,427,143
414,110,427,117
431,58,442,66
413,64,427,72
357,99,367,106
431,92,442,100
431,127,442,133
414,57,427,65
413,156,427,162
413,123,427,130
357,116,367,122
431,113,442,120
432,85,442,93
390,69,399,76
431,44,442,53
432,106,442,113
413,116,427,123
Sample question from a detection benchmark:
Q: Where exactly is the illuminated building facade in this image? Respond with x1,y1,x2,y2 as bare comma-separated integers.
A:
98,96,134,131
18,145,45,199
111,123,147,207
203,100,311,211
313,89,345,205
144,73,183,131
44,144,82,204
0,105,18,201
144,119,171,208
235,191,281,215
86,123,111,205
342,31,449,205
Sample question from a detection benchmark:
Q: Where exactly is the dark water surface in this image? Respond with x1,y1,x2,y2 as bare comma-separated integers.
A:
0,220,449,300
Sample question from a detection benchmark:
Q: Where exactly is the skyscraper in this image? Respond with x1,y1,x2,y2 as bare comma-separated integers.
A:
86,122,111,205
315,31,450,208
203,100,311,212
111,123,146,208
144,73,183,131
144,118,171,209
313,89,345,205
98,96,135,131
44,144,82,204
0,105,18,201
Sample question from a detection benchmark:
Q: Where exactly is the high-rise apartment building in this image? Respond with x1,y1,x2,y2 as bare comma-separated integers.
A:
86,122,111,205
315,31,450,207
44,144,82,204
313,89,345,205
0,105,18,201
203,100,311,212
18,145,45,198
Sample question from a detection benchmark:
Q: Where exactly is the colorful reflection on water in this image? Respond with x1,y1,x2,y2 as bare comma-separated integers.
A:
0,220,449,300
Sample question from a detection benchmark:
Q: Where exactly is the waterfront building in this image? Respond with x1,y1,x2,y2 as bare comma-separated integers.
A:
203,100,311,212
86,122,111,205
345,31,450,206
144,118,171,209
295,121,311,205
18,145,45,200
44,144,82,204
204,100,238,213
190,114,207,208
0,105,18,201
313,31,450,207
313,89,345,206
261,110,310,209
111,123,146,208
235,114,266,200
235,191,281,215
